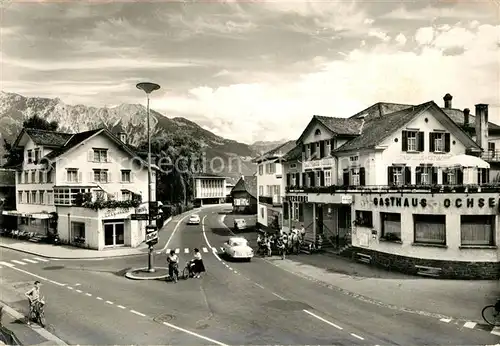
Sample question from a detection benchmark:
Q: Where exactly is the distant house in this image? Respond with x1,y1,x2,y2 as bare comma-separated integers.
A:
193,173,227,206
231,175,257,214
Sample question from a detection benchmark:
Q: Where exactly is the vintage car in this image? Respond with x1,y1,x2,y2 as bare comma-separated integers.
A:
187,214,201,225
234,218,247,231
222,237,254,261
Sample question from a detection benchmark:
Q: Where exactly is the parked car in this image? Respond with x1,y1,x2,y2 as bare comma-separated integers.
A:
234,218,247,231
187,214,201,225
222,237,254,261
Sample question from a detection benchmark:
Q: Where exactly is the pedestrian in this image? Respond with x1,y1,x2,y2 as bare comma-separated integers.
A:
192,248,205,278
167,250,179,283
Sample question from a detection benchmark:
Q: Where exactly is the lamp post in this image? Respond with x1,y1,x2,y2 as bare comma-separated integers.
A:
136,82,161,273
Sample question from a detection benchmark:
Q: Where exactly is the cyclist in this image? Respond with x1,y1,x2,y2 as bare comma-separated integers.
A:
25,281,41,325
167,250,179,283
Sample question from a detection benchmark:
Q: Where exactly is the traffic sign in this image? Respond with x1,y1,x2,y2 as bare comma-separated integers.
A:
131,213,149,221
146,231,158,245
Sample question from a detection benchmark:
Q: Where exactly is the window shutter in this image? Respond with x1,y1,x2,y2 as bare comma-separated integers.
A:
286,174,291,186
34,171,39,183
310,172,315,187
444,133,451,153
343,170,349,186
88,149,94,162
432,167,438,184
283,202,289,219
42,172,47,184
301,173,307,187
320,141,325,158
442,171,448,185
320,170,325,186
457,168,464,185
295,173,300,186
298,203,304,222
359,167,366,186
404,166,411,185
429,133,435,152
402,131,408,151
387,166,394,185
481,168,488,184
78,172,82,183
418,132,424,151
415,167,422,185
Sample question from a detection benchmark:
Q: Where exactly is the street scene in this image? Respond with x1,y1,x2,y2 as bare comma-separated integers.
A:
1,0,500,345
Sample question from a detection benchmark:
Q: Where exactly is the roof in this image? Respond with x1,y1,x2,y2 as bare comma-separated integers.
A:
442,108,500,131
349,102,414,121
13,128,74,148
231,175,257,199
0,169,15,186
44,129,103,159
282,145,302,162
314,116,364,135
253,140,296,163
194,172,225,179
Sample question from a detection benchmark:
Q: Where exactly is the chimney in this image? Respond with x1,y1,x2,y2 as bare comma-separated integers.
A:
463,108,470,127
443,93,453,109
475,104,489,151
119,132,127,144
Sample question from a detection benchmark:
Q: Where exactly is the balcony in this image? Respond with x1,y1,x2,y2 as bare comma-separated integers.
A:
481,150,500,162
303,157,336,170
258,195,282,206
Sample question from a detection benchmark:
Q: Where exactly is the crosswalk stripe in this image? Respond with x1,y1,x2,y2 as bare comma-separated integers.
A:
11,260,27,265
212,247,217,252
184,248,189,254
33,257,49,262
175,248,180,254
202,247,208,253
0,261,15,268
23,259,38,264
166,249,170,254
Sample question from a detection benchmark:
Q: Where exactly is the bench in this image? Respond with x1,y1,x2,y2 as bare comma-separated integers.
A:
355,253,372,264
415,265,442,277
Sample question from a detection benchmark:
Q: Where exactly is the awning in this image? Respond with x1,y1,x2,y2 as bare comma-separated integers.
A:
440,154,490,169
2,210,26,217
1,211,52,219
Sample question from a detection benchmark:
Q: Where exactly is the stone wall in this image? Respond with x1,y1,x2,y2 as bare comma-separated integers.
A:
342,246,500,280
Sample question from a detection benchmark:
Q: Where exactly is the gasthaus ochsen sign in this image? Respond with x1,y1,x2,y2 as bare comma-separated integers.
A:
372,196,500,209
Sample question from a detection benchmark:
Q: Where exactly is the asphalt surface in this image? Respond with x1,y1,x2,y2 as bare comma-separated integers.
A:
0,206,498,345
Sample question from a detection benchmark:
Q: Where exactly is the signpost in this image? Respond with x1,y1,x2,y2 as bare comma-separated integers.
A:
146,225,158,246
131,213,149,221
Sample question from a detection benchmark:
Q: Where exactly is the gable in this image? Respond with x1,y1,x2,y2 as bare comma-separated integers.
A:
298,118,335,145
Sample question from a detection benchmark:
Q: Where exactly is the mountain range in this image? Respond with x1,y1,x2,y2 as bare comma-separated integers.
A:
0,91,288,183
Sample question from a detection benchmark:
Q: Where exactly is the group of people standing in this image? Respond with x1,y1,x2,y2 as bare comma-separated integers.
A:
166,248,206,282
257,225,307,259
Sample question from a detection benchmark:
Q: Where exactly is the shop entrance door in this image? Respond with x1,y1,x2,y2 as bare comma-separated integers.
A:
104,222,125,246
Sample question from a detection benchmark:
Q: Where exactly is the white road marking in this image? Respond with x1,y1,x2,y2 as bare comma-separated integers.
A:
12,260,27,265
272,292,286,300
33,257,49,262
0,261,15,268
3,265,66,286
254,283,264,289
67,286,73,290
130,310,146,317
351,333,364,340
85,293,92,296
96,297,103,300
212,247,217,252
117,305,126,309
184,248,189,254
106,301,114,305
439,318,452,323
463,321,476,329
162,321,229,346
303,310,343,330
202,216,223,262
161,211,197,251
76,289,82,293
202,247,208,253
156,251,162,254
23,259,38,263
166,249,171,254
491,327,500,336
74,283,81,286
175,248,180,254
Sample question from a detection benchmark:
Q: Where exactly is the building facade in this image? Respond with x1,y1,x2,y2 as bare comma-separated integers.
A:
254,141,295,232
231,175,257,214
0,169,16,230
193,173,227,206
6,128,156,250
283,96,499,279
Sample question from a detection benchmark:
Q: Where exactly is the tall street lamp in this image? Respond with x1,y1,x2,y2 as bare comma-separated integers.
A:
136,82,161,273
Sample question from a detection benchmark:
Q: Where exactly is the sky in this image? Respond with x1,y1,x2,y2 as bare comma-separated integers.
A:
1,0,499,144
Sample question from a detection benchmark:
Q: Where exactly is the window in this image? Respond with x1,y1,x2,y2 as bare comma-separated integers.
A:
17,172,21,184
93,169,108,183
407,131,417,151
291,174,296,186
93,149,108,162
26,191,30,204
416,166,435,185
355,210,373,227
31,191,36,204
34,148,40,163
351,168,360,185
259,185,264,196
258,165,263,175
290,163,297,169
38,171,44,183
388,166,410,186
39,190,45,204
46,191,53,205
121,170,131,182
266,163,276,174
54,188,91,205
306,145,311,159
260,207,265,219
31,171,35,183
414,214,446,245
24,171,28,183
266,185,271,196
314,129,321,136
67,169,79,183
71,222,85,241
325,140,331,156
292,202,300,221
434,133,444,152
27,150,33,163
461,215,495,246
477,168,489,185
381,212,401,241
402,130,424,152
46,170,52,183
349,156,359,162
429,132,450,153
324,170,331,186
18,191,23,203
121,190,131,201
447,170,456,185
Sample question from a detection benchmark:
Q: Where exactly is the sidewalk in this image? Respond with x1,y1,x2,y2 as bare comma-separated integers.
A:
267,253,500,323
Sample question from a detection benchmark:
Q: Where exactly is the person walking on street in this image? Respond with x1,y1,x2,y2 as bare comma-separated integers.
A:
192,248,206,278
25,281,41,325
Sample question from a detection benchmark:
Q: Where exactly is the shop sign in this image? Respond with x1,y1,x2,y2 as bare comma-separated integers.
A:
372,196,499,209
284,195,308,203
103,208,131,218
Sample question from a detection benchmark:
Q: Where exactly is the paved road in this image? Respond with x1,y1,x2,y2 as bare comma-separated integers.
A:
0,205,498,345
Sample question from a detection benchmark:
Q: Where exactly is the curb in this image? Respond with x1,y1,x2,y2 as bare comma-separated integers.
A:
124,267,169,280
0,302,67,345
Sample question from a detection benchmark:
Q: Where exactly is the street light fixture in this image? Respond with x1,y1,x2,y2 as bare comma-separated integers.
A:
136,82,161,273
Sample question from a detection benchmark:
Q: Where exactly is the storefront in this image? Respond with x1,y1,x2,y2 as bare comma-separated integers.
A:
351,192,500,279
2,210,53,235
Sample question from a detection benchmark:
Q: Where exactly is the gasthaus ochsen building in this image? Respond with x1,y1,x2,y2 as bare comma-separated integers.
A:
282,95,500,279
6,127,157,250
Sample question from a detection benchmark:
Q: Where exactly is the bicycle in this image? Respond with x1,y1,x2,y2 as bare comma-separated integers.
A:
29,298,46,328
482,300,500,326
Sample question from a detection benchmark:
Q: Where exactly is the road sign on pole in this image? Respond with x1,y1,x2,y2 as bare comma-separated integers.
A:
145,225,158,245
131,213,149,221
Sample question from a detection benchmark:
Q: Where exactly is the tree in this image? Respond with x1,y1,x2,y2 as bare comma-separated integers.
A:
2,115,59,167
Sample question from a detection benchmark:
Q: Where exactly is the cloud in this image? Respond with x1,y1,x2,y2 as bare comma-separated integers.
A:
395,33,407,45
415,27,434,45
383,5,497,20
368,29,390,42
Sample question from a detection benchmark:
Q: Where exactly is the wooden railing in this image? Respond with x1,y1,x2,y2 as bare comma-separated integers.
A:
481,150,500,162
258,195,282,206
286,184,500,194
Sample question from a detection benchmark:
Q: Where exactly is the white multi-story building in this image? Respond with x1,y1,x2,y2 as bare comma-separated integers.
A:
193,173,227,205
6,128,156,250
283,95,499,280
254,141,295,231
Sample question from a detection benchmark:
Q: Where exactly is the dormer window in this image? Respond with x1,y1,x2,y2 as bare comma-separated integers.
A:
314,129,321,136
402,130,424,152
